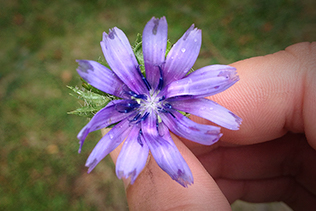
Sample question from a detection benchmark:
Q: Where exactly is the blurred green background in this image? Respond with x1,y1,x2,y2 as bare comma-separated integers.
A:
0,0,315,210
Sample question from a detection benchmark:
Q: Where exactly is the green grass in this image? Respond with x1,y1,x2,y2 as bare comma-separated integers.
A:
0,0,315,210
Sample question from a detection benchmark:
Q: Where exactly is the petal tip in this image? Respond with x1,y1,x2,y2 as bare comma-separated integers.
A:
174,169,194,188
229,111,243,129
85,158,99,173
102,32,107,41
182,24,201,41
116,169,137,184
148,16,168,35
76,60,93,74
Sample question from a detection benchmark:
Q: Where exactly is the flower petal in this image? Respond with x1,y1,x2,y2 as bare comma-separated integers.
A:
142,17,168,90
169,98,242,130
163,24,201,86
165,65,239,98
76,60,129,98
141,113,193,187
77,100,135,153
116,125,149,184
100,27,147,94
85,119,132,173
160,110,222,145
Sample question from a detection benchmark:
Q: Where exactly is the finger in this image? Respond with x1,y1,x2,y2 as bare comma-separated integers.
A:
110,132,231,211
193,42,316,148
198,133,316,196
216,176,316,210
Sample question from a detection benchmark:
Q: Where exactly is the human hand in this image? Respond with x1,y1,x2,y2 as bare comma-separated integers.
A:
110,42,316,210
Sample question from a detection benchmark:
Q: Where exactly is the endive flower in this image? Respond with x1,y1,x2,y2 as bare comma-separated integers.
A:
76,17,241,187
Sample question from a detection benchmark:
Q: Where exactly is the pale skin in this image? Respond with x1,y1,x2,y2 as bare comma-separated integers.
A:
108,42,316,210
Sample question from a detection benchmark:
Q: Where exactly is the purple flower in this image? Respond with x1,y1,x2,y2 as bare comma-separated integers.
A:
76,17,241,187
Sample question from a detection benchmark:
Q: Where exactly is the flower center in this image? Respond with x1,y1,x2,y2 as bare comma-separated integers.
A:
140,90,162,112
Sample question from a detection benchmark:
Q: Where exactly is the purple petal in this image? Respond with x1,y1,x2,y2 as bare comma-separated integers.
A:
160,110,222,145
116,125,149,184
76,60,129,98
100,27,147,94
77,100,135,153
85,119,132,173
169,98,242,130
141,113,193,187
165,65,239,98
142,17,168,90
163,24,201,86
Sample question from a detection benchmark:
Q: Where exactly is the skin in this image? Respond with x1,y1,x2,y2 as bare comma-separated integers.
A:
109,42,316,211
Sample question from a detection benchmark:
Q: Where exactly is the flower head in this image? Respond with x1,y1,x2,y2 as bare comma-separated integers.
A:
76,17,241,187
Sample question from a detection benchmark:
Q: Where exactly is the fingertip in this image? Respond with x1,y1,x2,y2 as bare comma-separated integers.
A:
207,43,316,145
126,134,231,211
296,42,316,150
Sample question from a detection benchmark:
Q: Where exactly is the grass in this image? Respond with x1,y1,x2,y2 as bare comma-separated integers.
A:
0,0,315,210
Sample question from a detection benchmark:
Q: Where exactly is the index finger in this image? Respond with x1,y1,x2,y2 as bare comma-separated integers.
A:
197,42,316,148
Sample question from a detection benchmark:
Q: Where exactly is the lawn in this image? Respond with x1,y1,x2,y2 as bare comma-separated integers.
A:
0,0,315,210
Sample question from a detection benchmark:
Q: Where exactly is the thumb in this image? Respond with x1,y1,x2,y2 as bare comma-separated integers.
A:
108,129,231,211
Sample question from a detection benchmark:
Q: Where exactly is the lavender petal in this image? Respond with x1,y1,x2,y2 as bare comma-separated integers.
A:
141,113,193,187
100,27,147,94
169,98,242,130
142,17,168,90
85,119,132,173
160,110,222,145
116,125,149,184
163,24,201,86
166,65,239,98
77,100,135,153
76,60,129,98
